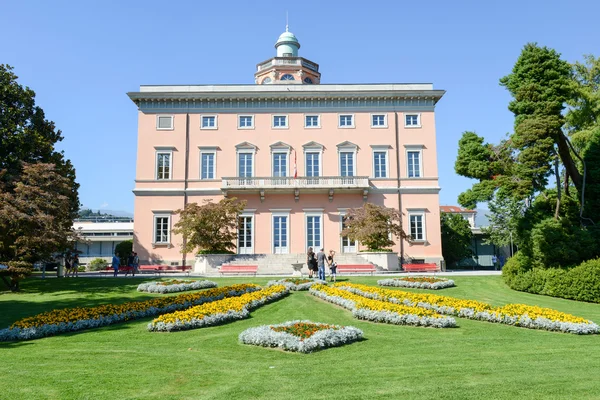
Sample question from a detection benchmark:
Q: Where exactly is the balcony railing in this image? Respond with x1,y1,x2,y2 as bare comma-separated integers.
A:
222,176,369,190
257,57,319,72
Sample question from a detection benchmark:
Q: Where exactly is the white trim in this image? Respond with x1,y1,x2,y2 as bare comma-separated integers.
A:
238,214,255,254
271,210,290,254
404,113,421,128
371,146,389,179
304,114,321,128
240,209,257,215
155,150,173,180
272,114,289,129
404,144,425,149
406,148,423,178
152,213,171,245
338,113,355,128
237,151,255,178
200,114,218,130
339,210,357,253
199,149,217,180
304,210,324,250
408,211,426,241
238,114,255,129
304,149,322,177
370,113,388,128
269,208,292,212
156,115,174,130
271,148,290,177
338,148,357,177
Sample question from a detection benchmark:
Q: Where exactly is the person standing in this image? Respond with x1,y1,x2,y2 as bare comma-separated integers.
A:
133,252,139,276
327,250,337,283
126,252,135,277
306,247,316,278
112,253,120,277
72,254,80,278
64,253,72,278
317,248,326,281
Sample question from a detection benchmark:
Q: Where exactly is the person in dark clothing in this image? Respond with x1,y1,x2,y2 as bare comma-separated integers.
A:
327,250,337,282
307,247,316,278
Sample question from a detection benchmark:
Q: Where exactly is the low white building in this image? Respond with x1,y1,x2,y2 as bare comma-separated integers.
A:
73,218,134,264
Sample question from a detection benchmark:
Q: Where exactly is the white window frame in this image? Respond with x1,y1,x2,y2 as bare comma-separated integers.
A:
152,213,171,245
370,113,388,128
371,145,389,179
200,115,218,130
338,114,355,128
272,114,289,129
304,209,324,250
199,147,217,180
338,146,357,176
155,148,173,180
271,150,289,177
404,113,421,128
304,150,322,177
339,208,357,252
304,114,321,128
238,115,255,129
270,209,291,254
156,115,174,131
405,145,423,178
408,211,427,242
237,151,255,178
238,209,256,254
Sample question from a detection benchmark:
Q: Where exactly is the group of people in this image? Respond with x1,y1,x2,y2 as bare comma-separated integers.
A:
111,251,139,277
64,253,80,277
306,247,337,282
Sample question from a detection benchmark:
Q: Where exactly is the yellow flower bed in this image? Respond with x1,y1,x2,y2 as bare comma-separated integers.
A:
10,284,259,330
149,285,289,331
493,304,590,324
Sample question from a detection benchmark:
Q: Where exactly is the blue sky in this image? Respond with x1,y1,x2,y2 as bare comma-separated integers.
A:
2,0,599,213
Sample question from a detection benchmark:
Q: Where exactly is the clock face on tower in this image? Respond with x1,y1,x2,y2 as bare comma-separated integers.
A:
281,74,295,81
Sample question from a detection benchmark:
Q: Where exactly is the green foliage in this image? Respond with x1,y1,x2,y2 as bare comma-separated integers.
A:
481,196,523,248
0,261,33,292
340,203,405,251
503,254,600,303
88,258,108,271
173,198,247,254
114,240,133,265
440,212,473,266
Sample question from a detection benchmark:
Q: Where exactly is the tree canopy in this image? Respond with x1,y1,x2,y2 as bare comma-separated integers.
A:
440,212,473,267
340,203,405,251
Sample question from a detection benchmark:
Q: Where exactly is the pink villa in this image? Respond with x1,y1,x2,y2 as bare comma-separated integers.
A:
127,27,445,273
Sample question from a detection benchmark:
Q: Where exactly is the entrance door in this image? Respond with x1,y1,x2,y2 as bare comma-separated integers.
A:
341,215,357,253
273,215,288,254
306,215,322,250
238,216,253,254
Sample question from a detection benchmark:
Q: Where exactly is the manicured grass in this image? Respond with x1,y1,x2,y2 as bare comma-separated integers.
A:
1,275,600,399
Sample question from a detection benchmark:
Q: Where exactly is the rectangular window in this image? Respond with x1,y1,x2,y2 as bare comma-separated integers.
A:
305,115,320,128
157,115,174,130
273,153,287,177
273,215,288,254
273,115,288,128
239,115,254,129
305,152,320,177
238,153,253,177
339,114,354,128
201,116,217,129
154,215,170,244
340,152,355,177
409,214,424,241
371,114,386,127
407,151,421,178
156,152,171,180
201,153,215,179
373,151,387,178
306,215,322,249
405,114,420,127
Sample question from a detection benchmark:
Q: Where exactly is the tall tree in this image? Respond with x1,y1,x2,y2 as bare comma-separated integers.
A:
340,203,406,251
440,212,473,267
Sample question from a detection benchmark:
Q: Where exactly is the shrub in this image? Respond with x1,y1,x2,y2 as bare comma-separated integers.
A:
88,258,108,271
115,240,133,265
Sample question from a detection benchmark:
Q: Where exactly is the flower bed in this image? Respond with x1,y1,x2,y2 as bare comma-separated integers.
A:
137,279,217,294
378,276,455,290
266,278,326,291
334,283,599,334
148,285,289,332
239,320,363,353
0,284,259,341
309,285,456,328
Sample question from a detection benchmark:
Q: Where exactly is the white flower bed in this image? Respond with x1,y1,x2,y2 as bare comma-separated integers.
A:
137,280,217,294
378,278,455,290
266,279,326,291
336,285,600,335
308,287,456,328
147,287,289,332
239,320,363,353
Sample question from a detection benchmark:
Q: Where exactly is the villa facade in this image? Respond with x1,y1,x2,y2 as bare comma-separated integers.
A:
127,28,445,269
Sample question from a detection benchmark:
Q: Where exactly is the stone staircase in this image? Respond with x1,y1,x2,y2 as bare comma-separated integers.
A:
220,253,376,275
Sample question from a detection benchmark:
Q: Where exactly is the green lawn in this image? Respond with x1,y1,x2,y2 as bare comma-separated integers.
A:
1,276,600,400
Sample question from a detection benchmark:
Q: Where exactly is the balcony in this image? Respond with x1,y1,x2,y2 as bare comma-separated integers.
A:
256,57,319,72
222,176,370,202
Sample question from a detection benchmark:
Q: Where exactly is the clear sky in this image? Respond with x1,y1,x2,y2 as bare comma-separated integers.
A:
2,0,599,213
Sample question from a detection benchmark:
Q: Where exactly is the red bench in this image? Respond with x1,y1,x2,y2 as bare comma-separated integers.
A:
219,265,258,276
100,266,134,275
402,263,440,273
139,265,192,276
336,264,377,275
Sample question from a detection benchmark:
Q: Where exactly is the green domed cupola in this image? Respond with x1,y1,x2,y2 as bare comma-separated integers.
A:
275,26,300,57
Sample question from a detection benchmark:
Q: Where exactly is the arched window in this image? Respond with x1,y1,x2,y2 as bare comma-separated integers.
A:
303,77,313,84
281,74,295,81
262,77,272,84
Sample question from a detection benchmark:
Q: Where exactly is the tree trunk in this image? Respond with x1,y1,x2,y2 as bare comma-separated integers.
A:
0,275,19,292
556,132,583,192
554,157,561,219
